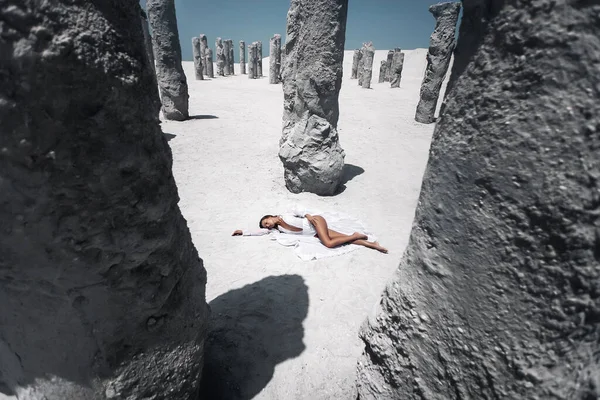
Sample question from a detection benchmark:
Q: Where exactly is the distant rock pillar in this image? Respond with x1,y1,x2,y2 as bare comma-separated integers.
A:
351,49,360,79
192,37,204,80
279,0,348,195
147,0,189,120
206,48,214,78
280,45,286,82
378,60,387,83
257,41,263,77
361,42,375,89
270,34,282,84
228,39,235,75
248,42,257,79
357,43,366,86
223,39,231,75
140,9,156,76
390,50,405,88
384,49,394,82
415,1,461,123
240,40,246,74
199,34,208,75
216,37,225,76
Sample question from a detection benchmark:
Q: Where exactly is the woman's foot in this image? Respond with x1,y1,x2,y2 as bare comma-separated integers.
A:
352,232,369,241
373,242,388,254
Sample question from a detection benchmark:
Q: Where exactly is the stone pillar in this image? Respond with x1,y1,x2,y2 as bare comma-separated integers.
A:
0,1,209,399
279,45,286,82
269,34,282,84
356,0,600,399
240,40,246,74
357,43,366,86
279,0,348,195
384,49,394,82
192,37,204,80
248,42,257,79
257,41,263,77
199,34,208,75
147,0,189,120
206,47,214,78
390,50,405,88
351,49,360,79
378,60,387,84
223,39,231,75
216,37,225,76
228,39,235,75
361,42,375,89
415,2,461,123
140,9,156,76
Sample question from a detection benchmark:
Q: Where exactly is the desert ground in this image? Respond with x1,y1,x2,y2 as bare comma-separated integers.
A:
161,49,449,399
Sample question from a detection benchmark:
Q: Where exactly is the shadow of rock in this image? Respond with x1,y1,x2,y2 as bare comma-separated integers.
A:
189,114,219,120
164,132,176,141
323,163,365,196
198,275,309,400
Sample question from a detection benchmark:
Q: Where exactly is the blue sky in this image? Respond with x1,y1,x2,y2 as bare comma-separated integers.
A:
141,0,456,62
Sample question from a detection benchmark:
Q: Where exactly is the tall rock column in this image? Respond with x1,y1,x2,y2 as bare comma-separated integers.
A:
357,44,366,86
240,40,246,74
351,49,360,79
0,1,209,399
199,34,208,75
206,48,214,78
384,49,394,82
357,0,600,399
280,45,286,82
140,9,156,76
279,0,348,195
415,1,461,123
228,39,235,75
192,37,204,80
378,60,387,84
223,39,231,75
257,41,263,77
147,0,189,120
248,42,257,79
216,37,225,76
270,34,282,84
361,42,375,89
390,50,405,88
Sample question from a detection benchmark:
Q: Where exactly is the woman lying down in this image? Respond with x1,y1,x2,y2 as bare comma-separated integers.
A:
232,205,388,261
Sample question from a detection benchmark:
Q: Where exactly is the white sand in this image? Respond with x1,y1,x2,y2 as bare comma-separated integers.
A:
163,49,448,399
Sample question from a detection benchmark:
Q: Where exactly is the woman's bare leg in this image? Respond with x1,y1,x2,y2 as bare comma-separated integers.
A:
328,230,388,253
310,216,367,248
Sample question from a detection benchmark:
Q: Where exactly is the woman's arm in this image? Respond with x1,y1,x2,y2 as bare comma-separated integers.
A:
232,229,271,236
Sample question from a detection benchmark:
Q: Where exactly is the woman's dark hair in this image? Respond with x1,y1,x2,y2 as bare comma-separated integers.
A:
259,215,276,229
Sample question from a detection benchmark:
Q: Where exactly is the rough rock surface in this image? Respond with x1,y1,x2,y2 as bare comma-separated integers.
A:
357,44,366,86
390,50,405,88
248,43,257,79
378,60,387,84
216,37,225,76
270,34,282,84
384,50,394,82
192,37,204,80
0,1,209,399
280,45,286,82
361,42,375,89
223,39,231,75
240,40,246,74
257,41,263,77
147,0,189,120
415,1,461,123
228,39,235,75
206,48,214,78
279,0,348,195
351,49,360,79
140,9,155,76
356,0,600,399
199,34,208,75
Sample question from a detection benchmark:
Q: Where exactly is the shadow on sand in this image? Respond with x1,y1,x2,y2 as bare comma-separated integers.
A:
198,275,309,400
189,114,219,120
164,132,176,142
331,163,365,195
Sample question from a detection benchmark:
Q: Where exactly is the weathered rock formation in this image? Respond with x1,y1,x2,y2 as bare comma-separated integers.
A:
415,1,461,123
378,61,387,84
257,41,263,77
206,48,214,78
199,34,208,75
140,9,156,76
192,37,204,80
228,39,235,75
361,42,375,89
280,45,286,82
240,40,246,74
279,0,348,195
270,34,282,84
223,39,231,75
248,42,257,79
356,1,600,399
390,50,405,88
384,49,394,82
216,37,225,76
147,0,189,120
0,1,209,399
351,49,360,79
357,44,366,86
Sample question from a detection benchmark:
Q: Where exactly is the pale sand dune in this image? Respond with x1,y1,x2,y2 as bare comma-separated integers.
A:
162,49,449,399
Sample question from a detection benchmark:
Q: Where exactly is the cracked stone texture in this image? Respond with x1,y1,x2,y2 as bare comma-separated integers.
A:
415,1,461,124
351,49,360,79
199,34,208,75
279,0,347,195
356,0,600,399
360,42,375,89
216,37,225,76
257,41,263,77
248,42,257,79
223,39,231,75
147,0,189,121
378,60,387,84
357,43,366,86
192,37,204,80
0,1,209,399
206,47,214,78
269,34,282,84
390,50,405,88
240,40,246,74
